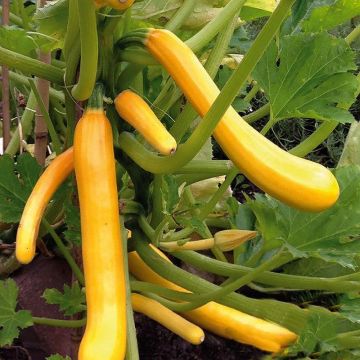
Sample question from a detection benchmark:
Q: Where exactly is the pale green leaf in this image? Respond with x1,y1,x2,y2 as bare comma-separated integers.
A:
0,279,33,346
253,33,358,124
301,0,360,33
33,0,68,50
0,26,36,57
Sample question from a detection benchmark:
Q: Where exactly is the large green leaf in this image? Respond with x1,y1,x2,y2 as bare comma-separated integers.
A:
253,33,358,124
0,279,32,346
0,26,37,57
248,166,360,268
284,0,360,35
0,154,41,223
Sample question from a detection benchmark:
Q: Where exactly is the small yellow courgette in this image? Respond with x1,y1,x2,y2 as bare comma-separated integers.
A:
136,29,339,212
128,246,297,352
16,148,74,264
131,293,205,345
115,90,177,155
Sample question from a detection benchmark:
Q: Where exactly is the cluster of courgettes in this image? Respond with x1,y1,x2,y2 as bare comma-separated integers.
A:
15,14,340,360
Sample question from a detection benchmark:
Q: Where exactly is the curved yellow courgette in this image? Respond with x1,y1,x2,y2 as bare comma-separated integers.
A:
131,293,205,345
128,246,297,352
16,148,74,264
115,90,177,155
140,29,339,212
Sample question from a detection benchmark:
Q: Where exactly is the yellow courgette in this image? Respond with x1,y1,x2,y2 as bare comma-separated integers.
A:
131,293,205,345
115,90,177,155
124,29,339,212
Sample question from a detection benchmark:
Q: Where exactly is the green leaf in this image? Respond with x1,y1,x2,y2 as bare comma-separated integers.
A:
161,175,181,215
0,279,33,346
177,217,209,239
253,33,358,124
339,293,360,324
338,122,360,167
46,355,72,360
63,202,81,246
33,0,69,50
248,166,360,268
0,154,41,223
301,0,360,33
42,282,86,317
288,313,337,355
0,26,37,57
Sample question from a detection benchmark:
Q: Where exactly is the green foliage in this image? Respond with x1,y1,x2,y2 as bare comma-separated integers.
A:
33,0,68,50
42,282,86,317
0,279,32,346
46,355,72,360
253,32,358,124
248,166,360,268
0,26,37,57
0,153,41,223
339,293,360,324
63,201,81,246
287,0,360,34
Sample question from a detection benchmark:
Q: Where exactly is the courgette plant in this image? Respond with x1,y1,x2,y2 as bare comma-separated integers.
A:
1,0,360,359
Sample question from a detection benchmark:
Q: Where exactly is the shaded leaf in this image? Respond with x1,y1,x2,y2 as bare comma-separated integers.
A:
0,154,41,223
42,282,86,317
0,279,33,346
253,33,358,124
339,293,360,324
63,202,81,246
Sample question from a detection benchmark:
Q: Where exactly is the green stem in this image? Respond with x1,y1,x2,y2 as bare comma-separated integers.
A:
345,24,360,45
121,225,139,360
71,0,98,101
176,160,234,174
0,46,64,84
42,219,85,285
165,0,196,32
173,250,360,292
243,102,270,124
151,175,163,228
170,15,238,141
138,215,156,240
184,187,227,262
3,70,64,103
87,83,104,109
289,121,338,157
33,316,86,328
5,91,37,156
185,0,246,53
244,82,260,103
198,167,238,219
130,281,194,301
28,79,62,154
153,248,287,312
134,237,309,332
117,63,144,91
